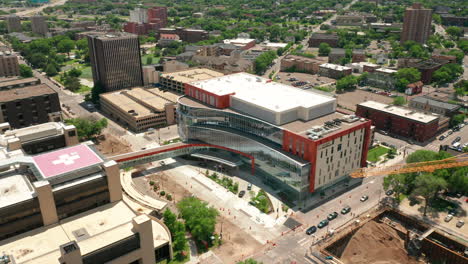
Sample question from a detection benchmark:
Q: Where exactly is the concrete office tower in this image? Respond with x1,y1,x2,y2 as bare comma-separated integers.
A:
31,15,48,36
6,15,22,33
401,3,432,44
87,32,144,92
130,7,148,23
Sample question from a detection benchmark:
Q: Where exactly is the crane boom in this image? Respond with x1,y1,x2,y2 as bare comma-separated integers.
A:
350,154,468,178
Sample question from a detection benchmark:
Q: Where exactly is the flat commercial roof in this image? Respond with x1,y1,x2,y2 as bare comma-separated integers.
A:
101,91,153,117
190,72,336,112
0,84,55,102
319,63,351,71
147,88,180,102
411,96,461,111
32,144,103,179
125,88,171,110
359,101,439,123
0,202,170,264
161,68,224,84
223,38,255,45
3,122,62,142
0,171,35,208
0,77,39,88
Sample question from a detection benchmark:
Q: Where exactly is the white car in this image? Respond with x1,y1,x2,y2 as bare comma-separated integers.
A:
456,220,465,228
444,214,454,222
360,195,369,202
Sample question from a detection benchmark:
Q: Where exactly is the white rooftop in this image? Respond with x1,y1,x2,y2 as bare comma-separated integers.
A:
223,38,255,45
190,72,336,112
376,68,397,74
320,63,351,71
0,171,35,208
359,101,439,123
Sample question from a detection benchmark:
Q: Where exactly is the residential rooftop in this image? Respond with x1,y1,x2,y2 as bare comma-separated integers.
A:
189,72,336,113
319,63,351,71
0,201,170,264
358,101,439,123
0,84,56,102
375,68,397,74
0,77,40,89
160,68,224,84
410,96,461,111
283,54,327,63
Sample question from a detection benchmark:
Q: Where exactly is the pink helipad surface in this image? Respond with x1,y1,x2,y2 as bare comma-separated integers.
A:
33,144,103,178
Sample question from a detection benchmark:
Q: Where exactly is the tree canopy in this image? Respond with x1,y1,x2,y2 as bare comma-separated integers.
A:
318,42,331,56
65,118,108,141
177,197,218,243
394,68,421,91
19,64,33,78
393,96,406,106
336,75,358,92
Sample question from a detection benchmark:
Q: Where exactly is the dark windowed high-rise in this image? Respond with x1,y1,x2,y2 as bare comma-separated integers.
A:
87,32,144,92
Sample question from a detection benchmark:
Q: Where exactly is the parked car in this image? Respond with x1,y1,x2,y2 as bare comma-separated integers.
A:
306,226,317,235
456,220,465,228
448,130,454,135
247,183,252,190
238,190,246,198
360,195,369,202
454,136,461,143
327,212,338,221
386,190,394,196
444,214,454,222
439,135,445,141
341,206,351,214
317,220,329,228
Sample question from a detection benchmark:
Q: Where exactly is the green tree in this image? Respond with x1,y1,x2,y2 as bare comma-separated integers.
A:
446,26,463,39
19,64,33,78
177,197,218,243
432,63,463,85
446,49,464,64
172,221,187,252
447,167,468,194
254,50,277,75
57,39,75,58
336,75,357,92
63,76,81,92
413,173,447,216
163,208,177,233
237,259,263,264
393,96,406,106
383,174,407,203
454,80,468,96
91,81,105,104
318,42,331,56
394,68,421,91
432,14,442,24
64,118,108,141
45,63,58,76
68,68,82,78
146,56,153,65
450,114,465,128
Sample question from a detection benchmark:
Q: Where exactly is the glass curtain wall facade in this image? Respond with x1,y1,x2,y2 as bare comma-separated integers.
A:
178,98,311,201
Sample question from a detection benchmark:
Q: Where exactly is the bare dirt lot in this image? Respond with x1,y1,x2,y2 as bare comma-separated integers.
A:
276,72,335,88
340,221,422,264
94,134,132,156
133,169,264,263
336,89,394,111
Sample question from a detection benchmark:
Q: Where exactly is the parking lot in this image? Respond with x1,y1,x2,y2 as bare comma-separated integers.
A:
336,89,394,111
275,72,335,90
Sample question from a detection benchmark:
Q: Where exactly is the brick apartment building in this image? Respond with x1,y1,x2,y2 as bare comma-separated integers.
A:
280,55,326,74
356,101,441,142
440,14,468,26
156,27,209,43
401,3,432,44
318,63,352,79
0,52,20,77
124,6,168,35
308,33,339,48
0,84,62,129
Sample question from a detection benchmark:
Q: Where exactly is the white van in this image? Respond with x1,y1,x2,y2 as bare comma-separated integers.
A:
452,142,461,149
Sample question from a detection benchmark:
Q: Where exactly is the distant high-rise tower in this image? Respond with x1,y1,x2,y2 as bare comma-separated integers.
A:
130,7,148,23
401,3,432,44
148,6,168,27
31,15,48,36
6,15,22,33
87,32,144,92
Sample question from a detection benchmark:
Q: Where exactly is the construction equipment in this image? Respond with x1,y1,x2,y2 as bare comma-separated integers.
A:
350,154,468,178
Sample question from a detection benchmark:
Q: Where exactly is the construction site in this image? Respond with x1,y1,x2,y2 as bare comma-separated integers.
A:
311,207,468,264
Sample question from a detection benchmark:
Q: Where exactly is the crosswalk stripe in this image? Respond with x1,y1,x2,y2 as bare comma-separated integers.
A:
297,237,307,244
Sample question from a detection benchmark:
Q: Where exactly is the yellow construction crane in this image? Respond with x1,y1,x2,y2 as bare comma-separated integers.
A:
350,154,468,178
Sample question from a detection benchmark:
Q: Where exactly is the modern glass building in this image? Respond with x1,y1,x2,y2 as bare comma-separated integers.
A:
177,73,372,203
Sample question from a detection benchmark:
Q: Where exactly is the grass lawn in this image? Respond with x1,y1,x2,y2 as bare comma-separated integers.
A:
76,85,91,94
79,66,93,80
141,54,161,65
367,146,390,163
